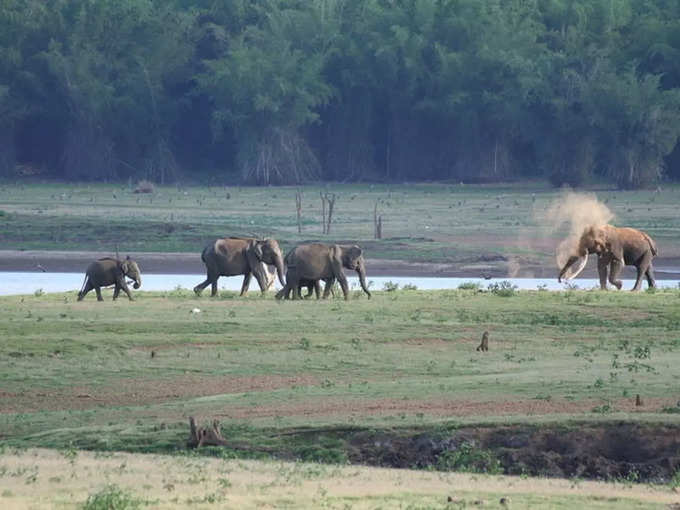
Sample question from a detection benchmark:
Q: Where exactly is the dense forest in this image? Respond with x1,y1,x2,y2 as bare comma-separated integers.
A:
2,0,680,188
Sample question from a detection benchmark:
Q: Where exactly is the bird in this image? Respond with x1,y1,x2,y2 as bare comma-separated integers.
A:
36,264,47,272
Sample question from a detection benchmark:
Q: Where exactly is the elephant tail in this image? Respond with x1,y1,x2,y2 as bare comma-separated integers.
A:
641,231,658,256
200,244,211,264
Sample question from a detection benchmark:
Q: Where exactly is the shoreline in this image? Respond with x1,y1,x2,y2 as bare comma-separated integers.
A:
1,249,679,280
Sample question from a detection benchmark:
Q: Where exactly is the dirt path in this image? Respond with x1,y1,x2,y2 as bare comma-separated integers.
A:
2,249,680,278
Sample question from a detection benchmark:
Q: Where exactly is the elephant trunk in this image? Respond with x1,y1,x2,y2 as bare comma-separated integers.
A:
356,262,371,299
274,253,286,287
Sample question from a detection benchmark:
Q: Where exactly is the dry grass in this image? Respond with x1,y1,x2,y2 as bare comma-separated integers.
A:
0,448,676,509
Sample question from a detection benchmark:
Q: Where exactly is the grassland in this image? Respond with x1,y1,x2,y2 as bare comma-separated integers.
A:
1,181,679,269
1,288,679,481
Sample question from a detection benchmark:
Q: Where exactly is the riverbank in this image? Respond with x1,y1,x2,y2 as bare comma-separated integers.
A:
2,249,680,280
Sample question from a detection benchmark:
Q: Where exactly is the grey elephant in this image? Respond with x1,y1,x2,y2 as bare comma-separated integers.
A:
193,237,285,296
276,243,370,300
558,224,657,290
77,256,142,301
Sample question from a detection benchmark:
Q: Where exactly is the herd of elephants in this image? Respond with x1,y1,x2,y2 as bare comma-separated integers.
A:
76,224,658,302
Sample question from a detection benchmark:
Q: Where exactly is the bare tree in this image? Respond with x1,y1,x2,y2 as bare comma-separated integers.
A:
295,189,303,234
373,200,383,239
320,192,337,234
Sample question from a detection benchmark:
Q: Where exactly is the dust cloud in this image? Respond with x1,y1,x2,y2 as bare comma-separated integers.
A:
543,192,614,269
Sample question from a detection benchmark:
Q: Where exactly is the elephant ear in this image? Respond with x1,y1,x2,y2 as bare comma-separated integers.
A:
120,260,130,274
248,240,264,261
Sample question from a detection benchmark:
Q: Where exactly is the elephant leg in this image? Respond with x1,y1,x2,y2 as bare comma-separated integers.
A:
275,285,288,300
336,274,349,300
608,260,623,290
193,272,217,296
116,276,134,300
646,264,656,288
633,252,653,291
95,286,104,301
322,278,335,299
240,273,252,296
597,256,609,290
313,280,322,299
78,279,93,301
211,280,218,297
122,283,135,301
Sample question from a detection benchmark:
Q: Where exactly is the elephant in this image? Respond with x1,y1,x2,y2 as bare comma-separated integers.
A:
558,224,657,291
275,243,371,300
77,256,142,301
193,237,285,296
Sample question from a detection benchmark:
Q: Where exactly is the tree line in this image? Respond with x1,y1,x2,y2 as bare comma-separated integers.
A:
2,0,680,188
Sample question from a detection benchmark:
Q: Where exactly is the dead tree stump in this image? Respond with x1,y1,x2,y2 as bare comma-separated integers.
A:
477,331,489,352
187,416,229,448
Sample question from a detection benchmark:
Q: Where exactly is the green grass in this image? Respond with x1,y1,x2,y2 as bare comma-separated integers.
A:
1,288,679,456
2,181,679,264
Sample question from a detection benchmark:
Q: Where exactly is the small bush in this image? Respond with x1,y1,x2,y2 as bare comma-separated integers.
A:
402,283,418,291
436,442,502,474
382,281,399,292
458,282,481,290
133,180,155,194
82,485,141,510
488,280,518,297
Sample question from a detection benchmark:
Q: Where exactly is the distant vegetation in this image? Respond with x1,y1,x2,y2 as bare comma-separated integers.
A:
2,1,680,188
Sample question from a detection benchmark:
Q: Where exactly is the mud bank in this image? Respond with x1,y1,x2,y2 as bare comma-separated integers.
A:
2,249,680,279
340,423,680,482
261,422,680,483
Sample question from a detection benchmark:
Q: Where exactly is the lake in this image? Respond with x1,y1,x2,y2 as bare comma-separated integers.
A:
1,272,678,296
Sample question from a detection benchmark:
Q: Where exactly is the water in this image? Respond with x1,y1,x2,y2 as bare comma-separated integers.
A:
1,272,678,296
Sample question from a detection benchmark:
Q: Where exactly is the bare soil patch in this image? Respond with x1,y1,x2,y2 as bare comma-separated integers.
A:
0,374,320,413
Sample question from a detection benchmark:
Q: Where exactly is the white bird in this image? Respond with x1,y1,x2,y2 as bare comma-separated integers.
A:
190,308,201,314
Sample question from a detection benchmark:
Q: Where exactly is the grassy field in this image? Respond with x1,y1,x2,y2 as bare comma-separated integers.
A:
1,181,679,266
1,288,679,482
1,448,677,509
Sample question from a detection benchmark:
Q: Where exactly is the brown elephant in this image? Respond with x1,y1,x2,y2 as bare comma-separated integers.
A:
193,237,285,296
78,256,142,301
558,225,657,290
275,243,370,300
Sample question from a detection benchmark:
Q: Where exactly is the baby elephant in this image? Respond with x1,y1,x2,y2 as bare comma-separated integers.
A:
78,256,142,301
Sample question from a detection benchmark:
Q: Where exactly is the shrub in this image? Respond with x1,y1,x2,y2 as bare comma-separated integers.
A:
382,281,399,292
436,442,502,474
488,281,518,297
83,485,141,510
458,282,481,290
133,180,155,194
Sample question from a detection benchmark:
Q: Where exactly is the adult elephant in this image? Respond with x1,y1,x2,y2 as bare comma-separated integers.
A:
276,243,370,300
193,237,285,296
558,225,657,291
78,256,142,301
